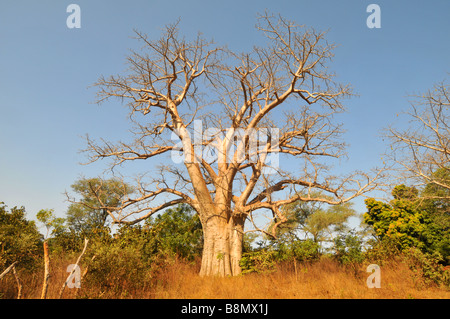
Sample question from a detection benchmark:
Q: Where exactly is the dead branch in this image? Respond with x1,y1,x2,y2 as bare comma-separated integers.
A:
58,238,89,299
0,261,17,280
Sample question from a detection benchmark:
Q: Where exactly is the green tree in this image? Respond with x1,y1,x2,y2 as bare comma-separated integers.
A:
36,209,66,239
145,204,203,260
275,197,356,250
36,208,81,253
242,199,355,274
65,177,134,236
364,185,442,254
333,229,365,265
419,168,450,263
0,202,42,270
303,203,355,245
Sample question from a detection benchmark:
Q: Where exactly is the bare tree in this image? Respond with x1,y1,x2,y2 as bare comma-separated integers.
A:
387,81,450,197
75,13,381,276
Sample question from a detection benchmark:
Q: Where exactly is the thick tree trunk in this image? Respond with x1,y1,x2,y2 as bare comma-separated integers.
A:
199,214,245,276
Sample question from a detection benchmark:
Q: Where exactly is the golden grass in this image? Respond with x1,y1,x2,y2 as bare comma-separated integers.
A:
1,256,449,299
147,257,450,299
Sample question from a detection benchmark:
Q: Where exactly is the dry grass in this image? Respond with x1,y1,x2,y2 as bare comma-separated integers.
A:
1,256,449,299
147,257,450,299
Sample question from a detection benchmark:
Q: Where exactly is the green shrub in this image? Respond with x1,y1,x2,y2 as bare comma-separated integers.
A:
239,249,277,274
403,247,450,287
364,239,401,266
275,238,320,263
83,243,153,295
333,231,365,265
0,202,43,270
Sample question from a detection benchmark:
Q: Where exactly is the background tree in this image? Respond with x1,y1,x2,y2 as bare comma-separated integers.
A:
66,177,134,236
78,13,381,276
144,204,203,260
84,204,203,293
0,202,42,270
419,170,450,263
364,185,443,255
386,81,449,263
387,81,449,200
36,209,65,240
420,168,450,233
273,197,355,250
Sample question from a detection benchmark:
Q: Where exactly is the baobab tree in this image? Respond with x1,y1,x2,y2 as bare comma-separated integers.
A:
78,13,381,276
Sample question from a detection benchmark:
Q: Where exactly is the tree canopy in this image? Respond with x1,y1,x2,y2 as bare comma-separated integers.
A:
0,202,42,270
364,185,446,258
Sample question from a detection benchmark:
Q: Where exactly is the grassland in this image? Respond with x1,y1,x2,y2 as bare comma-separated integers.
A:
1,255,449,299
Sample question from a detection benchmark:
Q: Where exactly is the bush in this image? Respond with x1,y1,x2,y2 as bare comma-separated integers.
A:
239,249,277,275
79,205,203,296
0,202,43,270
403,247,450,287
240,238,321,275
145,204,203,261
333,231,365,266
275,238,320,263
364,238,401,266
82,242,155,296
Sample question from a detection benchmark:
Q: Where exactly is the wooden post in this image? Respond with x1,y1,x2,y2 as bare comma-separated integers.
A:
293,258,298,281
41,241,50,299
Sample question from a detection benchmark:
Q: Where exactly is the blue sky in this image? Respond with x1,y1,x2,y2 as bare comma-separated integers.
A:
0,0,449,229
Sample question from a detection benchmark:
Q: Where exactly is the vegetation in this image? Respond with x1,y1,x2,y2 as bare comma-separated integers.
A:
364,185,443,254
1,182,449,298
0,203,42,271
1,15,449,298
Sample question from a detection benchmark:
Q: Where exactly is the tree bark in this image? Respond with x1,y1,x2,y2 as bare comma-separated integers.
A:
199,214,245,277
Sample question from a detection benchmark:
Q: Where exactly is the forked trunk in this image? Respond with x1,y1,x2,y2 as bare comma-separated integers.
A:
199,214,245,276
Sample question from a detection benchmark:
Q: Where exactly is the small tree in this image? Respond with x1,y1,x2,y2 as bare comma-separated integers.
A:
274,197,355,250
36,209,66,240
145,204,203,260
66,177,134,236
